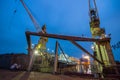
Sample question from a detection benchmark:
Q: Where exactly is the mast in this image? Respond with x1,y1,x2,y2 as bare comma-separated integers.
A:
89,0,105,38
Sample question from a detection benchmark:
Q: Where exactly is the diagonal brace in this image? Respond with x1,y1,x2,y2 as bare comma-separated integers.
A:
70,40,104,65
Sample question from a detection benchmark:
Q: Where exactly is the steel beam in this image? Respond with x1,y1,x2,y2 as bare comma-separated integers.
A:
25,31,109,65
25,31,110,42
25,32,31,55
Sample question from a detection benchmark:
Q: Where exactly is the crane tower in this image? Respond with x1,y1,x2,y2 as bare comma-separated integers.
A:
20,0,49,71
88,0,118,74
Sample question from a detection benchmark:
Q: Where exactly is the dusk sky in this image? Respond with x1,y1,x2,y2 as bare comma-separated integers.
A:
0,0,120,61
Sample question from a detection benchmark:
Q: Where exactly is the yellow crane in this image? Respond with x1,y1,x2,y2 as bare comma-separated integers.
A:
20,0,48,53
20,0,48,71
88,0,118,75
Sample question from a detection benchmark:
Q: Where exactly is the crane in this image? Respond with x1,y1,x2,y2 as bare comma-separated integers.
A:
20,0,48,50
89,0,118,75
88,0,105,38
20,0,48,71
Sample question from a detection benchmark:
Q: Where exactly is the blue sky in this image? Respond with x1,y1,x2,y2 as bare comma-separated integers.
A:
0,0,120,61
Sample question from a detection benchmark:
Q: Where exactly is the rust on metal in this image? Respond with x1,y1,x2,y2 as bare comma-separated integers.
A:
26,31,110,42
25,31,110,65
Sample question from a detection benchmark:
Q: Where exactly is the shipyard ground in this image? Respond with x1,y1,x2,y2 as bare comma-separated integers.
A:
0,69,118,80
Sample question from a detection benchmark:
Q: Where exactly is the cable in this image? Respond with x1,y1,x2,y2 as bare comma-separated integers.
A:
58,42,69,64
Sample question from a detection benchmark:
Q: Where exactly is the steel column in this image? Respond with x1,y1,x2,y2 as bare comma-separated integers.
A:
53,41,58,74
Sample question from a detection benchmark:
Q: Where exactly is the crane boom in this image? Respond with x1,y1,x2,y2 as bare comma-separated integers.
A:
20,0,41,32
88,0,99,21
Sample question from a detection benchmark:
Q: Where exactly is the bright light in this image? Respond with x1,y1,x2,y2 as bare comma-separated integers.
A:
34,50,39,55
105,34,108,37
91,45,94,50
52,50,54,52
47,48,49,51
83,56,89,59
37,44,41,49
32,44,35,48
32,44,34,46
82,54,90,60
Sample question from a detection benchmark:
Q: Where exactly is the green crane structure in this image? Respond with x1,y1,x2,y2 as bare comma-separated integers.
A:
88,0,118,74
20,0,50,72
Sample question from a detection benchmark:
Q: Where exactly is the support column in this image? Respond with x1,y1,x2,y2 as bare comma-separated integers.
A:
27,49,34,71
53,41,58,74
104,41,119,74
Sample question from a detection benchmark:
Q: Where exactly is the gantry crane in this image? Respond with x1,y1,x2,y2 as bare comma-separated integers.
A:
88,0,118,74
89,0,105,38
22,0,118,74
20,0,48,71
20,0,48,50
